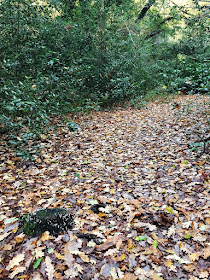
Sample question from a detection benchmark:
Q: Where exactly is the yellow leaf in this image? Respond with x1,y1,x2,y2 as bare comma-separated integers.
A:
114,254,126,261
79,252,90,263
54,251,64,260
15,233,25,243
13,227,18,234
40,231,51,241
40,134,47,140
110,189,115,194
165,259,173,268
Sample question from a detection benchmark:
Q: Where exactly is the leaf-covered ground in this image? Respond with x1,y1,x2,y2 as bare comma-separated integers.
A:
0,95,209,280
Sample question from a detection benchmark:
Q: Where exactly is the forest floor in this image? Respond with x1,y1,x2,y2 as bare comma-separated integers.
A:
0,95,209,280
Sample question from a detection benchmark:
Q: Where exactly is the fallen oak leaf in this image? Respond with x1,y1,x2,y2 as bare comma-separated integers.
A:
79,252,90,262
114,253,126,261
110,266,118,280
165,254,192,264
6,253,25,271
199,271,209,278
31,272,43,280
202,246,210,259
95,233,120,252
0,232,11,241
32,247,45,259
54,251,64,260
9,266,26,279
64,238,82,255
45,256,54,280
167,225,176,238
95,241,115,252
134,222,157,231
122,273,136,280
189,253,201,261
193,234,208,242
164,259,173,268
40,231,52,241
74,263,83,273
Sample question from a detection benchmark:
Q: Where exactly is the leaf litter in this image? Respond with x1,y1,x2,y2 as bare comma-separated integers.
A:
0,95,209,280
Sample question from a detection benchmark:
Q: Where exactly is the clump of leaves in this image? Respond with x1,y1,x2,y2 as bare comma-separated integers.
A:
19,208,74,237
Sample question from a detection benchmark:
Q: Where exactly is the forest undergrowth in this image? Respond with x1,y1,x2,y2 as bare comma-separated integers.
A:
0,95,209,280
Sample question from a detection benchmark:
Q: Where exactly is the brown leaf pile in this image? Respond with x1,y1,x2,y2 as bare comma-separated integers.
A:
0,95,209,280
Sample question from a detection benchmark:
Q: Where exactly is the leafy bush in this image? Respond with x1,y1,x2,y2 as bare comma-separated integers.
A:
0,0,209,160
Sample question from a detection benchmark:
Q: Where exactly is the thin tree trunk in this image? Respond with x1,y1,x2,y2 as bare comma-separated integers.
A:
98,0,104,88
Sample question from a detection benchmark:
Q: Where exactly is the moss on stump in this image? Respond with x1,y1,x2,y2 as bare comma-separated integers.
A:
19,208,74,237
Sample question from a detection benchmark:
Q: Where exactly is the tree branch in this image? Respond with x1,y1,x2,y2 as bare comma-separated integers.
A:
145,16,173,39
136,0,156,21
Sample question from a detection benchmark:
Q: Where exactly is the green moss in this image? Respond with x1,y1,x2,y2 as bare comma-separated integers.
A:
19,208,74,237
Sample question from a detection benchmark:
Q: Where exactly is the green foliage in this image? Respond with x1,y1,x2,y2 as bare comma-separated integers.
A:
157,54,209,95
0,0,209,157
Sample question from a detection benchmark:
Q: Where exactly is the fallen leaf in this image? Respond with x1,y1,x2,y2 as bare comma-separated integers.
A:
6,253,25,271
9,266,26,279
45,256,54,280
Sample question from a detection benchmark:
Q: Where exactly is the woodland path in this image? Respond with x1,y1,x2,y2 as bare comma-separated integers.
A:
0,95,209,280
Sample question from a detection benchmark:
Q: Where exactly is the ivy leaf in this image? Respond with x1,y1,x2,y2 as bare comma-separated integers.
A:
153,240,158,248
33,257,43,269
184,234,191,239
135,236,147,241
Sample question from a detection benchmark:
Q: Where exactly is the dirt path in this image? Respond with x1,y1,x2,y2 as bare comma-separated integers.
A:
0,95,209,280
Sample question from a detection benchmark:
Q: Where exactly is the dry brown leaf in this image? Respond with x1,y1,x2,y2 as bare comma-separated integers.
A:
114,254,126,262
122,273,135,280
189,253,201,261
95,233,120,252
199,271,209,278
45,256,54,280
31,272,43,280
202,246,210,259
79,252,90,263
54,251,64,260
15,233,25,243
40,231,51,241
32,247,45,259
9,266,26,279
6,253,25,271
164,259,173,268
0,232,10,241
